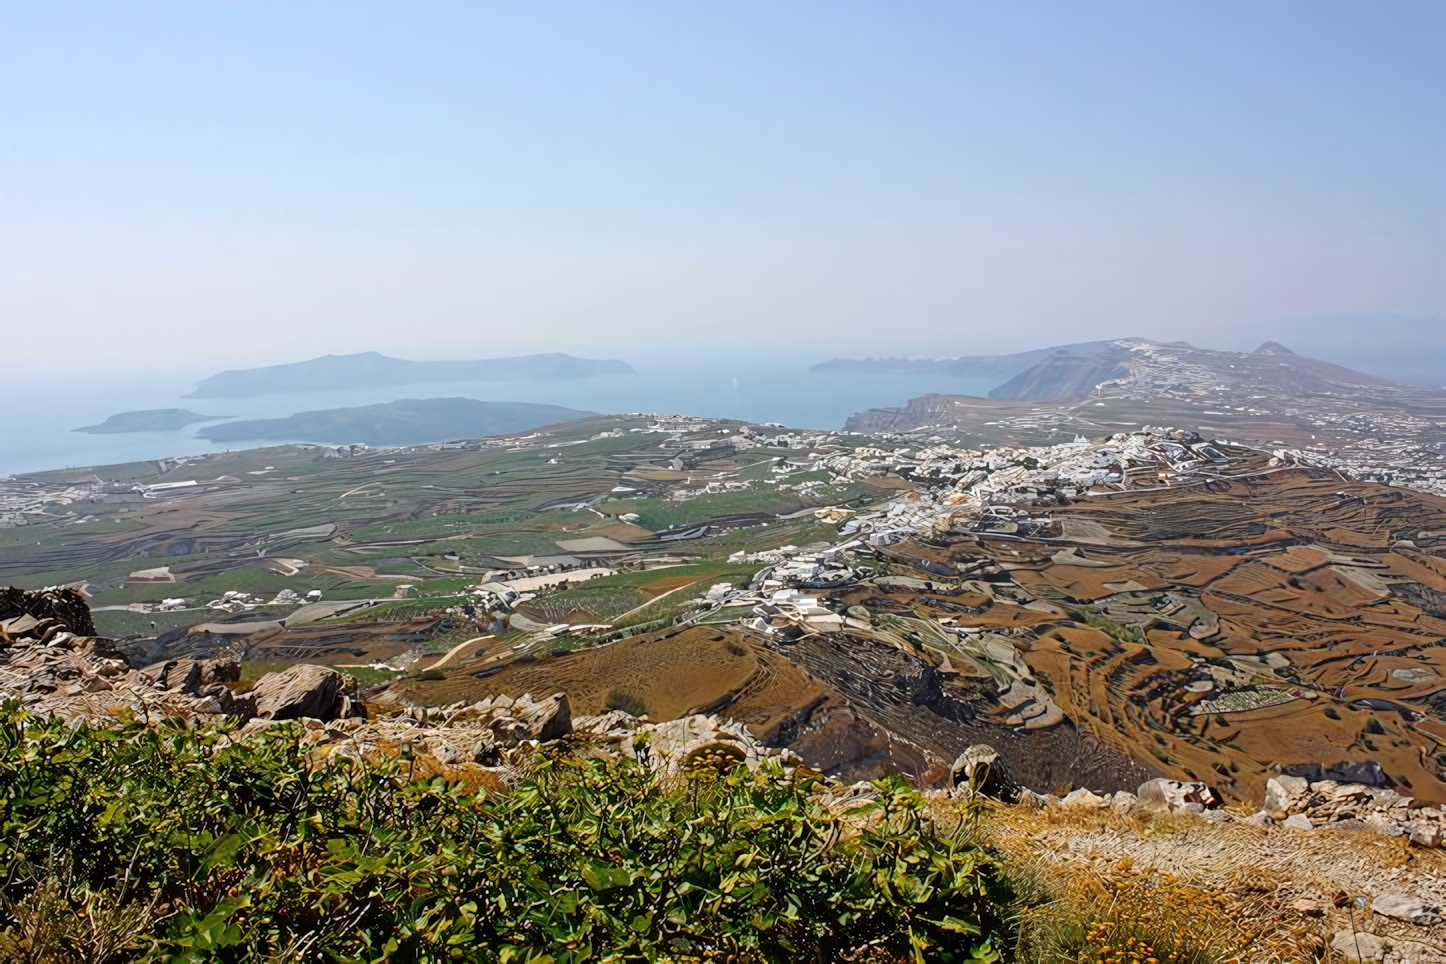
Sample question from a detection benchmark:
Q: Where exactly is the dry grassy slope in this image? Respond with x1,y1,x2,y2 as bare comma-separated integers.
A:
397,627,833,735
950,797,1446,962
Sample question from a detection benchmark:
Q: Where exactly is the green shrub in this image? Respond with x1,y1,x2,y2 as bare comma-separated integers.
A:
0,703,1008,961
606,689,648,717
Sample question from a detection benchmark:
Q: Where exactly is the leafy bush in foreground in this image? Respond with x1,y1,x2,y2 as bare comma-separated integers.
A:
0,704,1007,962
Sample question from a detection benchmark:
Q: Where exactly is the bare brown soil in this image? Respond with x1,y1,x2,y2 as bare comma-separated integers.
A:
874,462,1446,804
400,627,832,731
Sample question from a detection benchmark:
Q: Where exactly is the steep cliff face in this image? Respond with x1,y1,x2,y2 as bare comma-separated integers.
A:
842,393,965,434
988,350,1130,401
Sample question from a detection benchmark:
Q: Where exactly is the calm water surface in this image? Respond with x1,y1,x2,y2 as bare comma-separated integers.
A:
0,361,999,477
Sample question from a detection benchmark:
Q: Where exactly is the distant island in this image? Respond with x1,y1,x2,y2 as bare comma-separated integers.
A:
194,397,596,447
185,351,636,398
72,409,232,434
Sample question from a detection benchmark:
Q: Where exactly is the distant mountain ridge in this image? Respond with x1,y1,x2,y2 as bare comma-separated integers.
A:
986,338,1395,402
1251,313,1446,389
810,339,1156,383
185,351,635,398
195,398,596,447
819,337,1397,403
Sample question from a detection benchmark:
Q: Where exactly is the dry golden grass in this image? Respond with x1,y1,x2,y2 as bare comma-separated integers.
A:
929,797,1446,963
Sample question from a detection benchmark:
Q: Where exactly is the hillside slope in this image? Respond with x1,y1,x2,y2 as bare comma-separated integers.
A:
186,351,635,397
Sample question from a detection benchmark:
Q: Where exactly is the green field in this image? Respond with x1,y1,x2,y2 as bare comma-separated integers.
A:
2,416,892,644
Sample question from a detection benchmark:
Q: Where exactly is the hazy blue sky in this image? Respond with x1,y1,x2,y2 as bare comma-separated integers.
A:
3,1,1442,372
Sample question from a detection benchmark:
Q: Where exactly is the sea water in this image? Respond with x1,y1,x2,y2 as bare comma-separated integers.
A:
0,361,1000,477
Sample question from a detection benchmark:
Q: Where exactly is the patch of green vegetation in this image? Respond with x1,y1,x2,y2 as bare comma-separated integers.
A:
332,665,401,685
309,580,411,601
525,584,645,622
239,660,293,681
91,608,206,639
350,512,535,542
372,557,429,575
605,690,647,716
690,518,845,560
1081,612,1147,645
336,599,444,622
87,567,338,609
413,577,480,597
603,489,808,532
578,562,757,592
611,590,715,630
0,708,1009,960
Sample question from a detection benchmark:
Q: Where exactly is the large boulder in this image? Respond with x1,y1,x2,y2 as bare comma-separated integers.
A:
143,658,241,696
950,744,1023,802
483,693,572,745
0,587,96,639
1137,777,1219,812
252,664,350,721
638,714,759,773
516,692,572,742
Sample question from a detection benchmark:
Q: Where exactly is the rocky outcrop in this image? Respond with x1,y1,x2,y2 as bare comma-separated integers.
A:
497,691,571,742
1135,777,1219,812
252,664,352,722
0,586,95,638
950,744,1023,802
1257,774,1442,846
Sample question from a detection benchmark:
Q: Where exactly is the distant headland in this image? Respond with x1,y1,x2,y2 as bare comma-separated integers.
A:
184,352,635,398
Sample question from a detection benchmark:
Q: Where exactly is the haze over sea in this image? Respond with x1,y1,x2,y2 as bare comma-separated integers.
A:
0,360,997,477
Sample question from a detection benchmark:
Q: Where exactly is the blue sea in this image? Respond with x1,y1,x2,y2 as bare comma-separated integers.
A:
0,360,1000,477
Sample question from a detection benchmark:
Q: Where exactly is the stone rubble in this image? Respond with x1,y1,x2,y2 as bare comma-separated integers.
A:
1258,774,1446,847
948,743,1444,850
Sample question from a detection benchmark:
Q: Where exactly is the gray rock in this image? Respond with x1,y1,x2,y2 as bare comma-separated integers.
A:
489,717,526,745
1372,893,1443,926
1283,813,1315,831
1059,788,1109,809
1243,811,1273,827
1408,822,1443,848
516,691,571,742
950,744,1022,800
1263,775,1309,817
1330,930,1384,963
1015,789,1048,809
142,657,240,695
251,664,349,721
1137,777,1218,812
